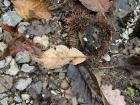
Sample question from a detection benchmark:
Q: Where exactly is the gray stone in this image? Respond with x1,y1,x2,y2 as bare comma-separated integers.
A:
0,97,8,105
0,56,12,69
15,78,32,91
0,94,8,105
21,64,35,73
14,95,22,103
18,22,30,33
30,81,42,94
6,59,19,75
110,43,119,54
102,54,111,62
59,72,65,80
3,0,11,7
16,51,31,63
0,42,7,52
2,11,22,26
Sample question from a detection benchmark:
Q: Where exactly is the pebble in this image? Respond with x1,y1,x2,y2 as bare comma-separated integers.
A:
2,11,22,26
16,51,31,63
0,27,2,34
59,72,65,80
110,43,119,54
0,56,12,69
0,97,8,105
61,80,69,90
6,59,19,75
18,22,30,33
21,94,30,101
33,35,49,50
15,78,32,91
0,42,7,52
0,75,13,93
0,94,8,105
14,95,22,103
3,0,11,7
21,64,35,73
102,54,111,62
30,81,42,94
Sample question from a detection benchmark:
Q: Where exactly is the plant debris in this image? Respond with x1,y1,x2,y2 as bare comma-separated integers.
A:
33,45,86,70
12,0,51,20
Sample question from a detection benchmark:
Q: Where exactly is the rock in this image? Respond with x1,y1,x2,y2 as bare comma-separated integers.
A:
14,95,22,103
61,80,69,90
0,42,7,52
2,11,22,26
21,64,35,73
0,75,13,93
33,35,49,50
6,59,19,75
21,94,30,101
18,22,30,33
30,81,42,94
3,0,11,7
110,43,119,54
27,23,51,36
15,78,32,91
0,27,2,34
102,54,111,62
0,98,8,105
59,72,65,80
0,56,12,69
16,51,31,63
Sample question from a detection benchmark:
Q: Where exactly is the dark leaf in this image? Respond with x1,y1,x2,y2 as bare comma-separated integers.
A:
67,64,109,105
1,37,42,59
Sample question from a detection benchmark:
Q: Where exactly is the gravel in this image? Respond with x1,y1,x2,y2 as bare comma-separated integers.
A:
21,64,35,73
30,81,42,94
102,54,111,62
0,42,7,52
6,59,19,75
0,75,13,93
0,56,12,69
15,78,32,91
3,0,11,7
16,51,31,63
2,11,22,26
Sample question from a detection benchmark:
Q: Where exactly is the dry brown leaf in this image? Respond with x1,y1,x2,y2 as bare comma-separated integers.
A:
33,45,86,70
12,0,51,20
101,85,126,105
79,0,112,12
1,37,42,59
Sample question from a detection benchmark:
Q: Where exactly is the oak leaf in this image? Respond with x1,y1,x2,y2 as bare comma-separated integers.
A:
33,45,86,69
79,0,112,12
12,0,51,20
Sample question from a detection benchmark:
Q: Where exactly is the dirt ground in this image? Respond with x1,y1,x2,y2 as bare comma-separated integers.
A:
0,0,140,105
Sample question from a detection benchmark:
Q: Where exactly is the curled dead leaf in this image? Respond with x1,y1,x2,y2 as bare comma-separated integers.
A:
79,0,112,12
12,0,51,20
33,45,86,70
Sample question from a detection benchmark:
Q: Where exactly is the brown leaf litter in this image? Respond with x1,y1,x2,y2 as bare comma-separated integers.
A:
12,0,51,20
33,45,86,70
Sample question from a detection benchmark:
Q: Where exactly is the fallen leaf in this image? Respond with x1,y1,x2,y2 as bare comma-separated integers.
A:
33,45,86,69
67,65,109,105
1,37,42,59
12,0,51,20
101,85,126,105
79,0,112,12
0,24,22,37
